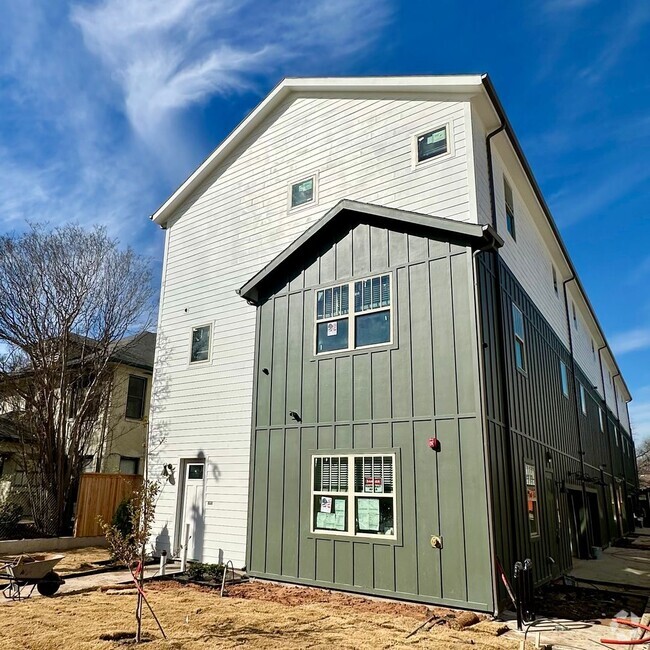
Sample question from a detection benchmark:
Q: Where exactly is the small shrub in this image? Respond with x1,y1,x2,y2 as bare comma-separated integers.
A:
112,498,133,538
186,562,224,582
0,502,22,531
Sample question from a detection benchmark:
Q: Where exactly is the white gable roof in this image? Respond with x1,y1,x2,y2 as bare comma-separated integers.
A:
149,75,485,227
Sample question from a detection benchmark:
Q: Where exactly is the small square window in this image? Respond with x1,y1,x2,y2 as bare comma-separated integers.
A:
119,456,139,475
417,126,448,162
188,464,204,480
291,177,314,208
191,325,211,363
504,178,516,239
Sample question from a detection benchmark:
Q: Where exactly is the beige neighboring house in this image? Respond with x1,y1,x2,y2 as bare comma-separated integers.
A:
0,332,156,507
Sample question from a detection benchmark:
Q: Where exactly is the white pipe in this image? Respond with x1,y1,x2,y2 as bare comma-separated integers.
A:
180,523,190,573
159,550,167,576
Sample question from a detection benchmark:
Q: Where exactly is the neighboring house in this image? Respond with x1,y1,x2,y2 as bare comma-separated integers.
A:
0,332,156,505
147,76,638,613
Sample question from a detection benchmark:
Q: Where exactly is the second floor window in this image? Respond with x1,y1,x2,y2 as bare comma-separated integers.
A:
560,360,569,397
191,325,211,363
126,375,147,420
579,383,587,415
512,303,526,372
316,274,391,355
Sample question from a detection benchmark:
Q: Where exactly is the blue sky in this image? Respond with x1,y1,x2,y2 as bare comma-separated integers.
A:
1,0,649,440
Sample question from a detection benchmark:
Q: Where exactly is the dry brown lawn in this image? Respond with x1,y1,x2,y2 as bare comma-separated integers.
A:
0,580,524,650
54,546,112,575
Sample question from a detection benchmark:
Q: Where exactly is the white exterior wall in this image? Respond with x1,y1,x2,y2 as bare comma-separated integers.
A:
471,115,626,417
149,93,477,566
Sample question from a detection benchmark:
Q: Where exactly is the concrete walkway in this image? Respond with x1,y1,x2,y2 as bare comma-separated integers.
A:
504,530,650,649
570,528,650,592
1,562,182,603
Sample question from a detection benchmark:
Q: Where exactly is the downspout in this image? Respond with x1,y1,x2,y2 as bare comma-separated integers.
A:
612,372,629,530
598,345,620,533
562,278,592,556
472,235,501,616
485,121,520,603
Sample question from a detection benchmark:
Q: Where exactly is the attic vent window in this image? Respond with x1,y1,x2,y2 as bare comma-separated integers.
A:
417,126,448,162
315,274,391,355
290,176,315,208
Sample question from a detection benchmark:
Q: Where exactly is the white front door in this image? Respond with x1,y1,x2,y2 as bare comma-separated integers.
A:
180,462,205,561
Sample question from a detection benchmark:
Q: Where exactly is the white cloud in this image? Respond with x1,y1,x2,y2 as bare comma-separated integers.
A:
71,0,392,166
610,328,650,355
0,0,391,249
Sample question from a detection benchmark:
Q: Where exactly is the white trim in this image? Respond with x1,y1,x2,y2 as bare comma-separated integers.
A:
150,75,484,226
287,172,319,212
189,323,213,365
310,452,397,540
411,122,454,169
313,272,394,356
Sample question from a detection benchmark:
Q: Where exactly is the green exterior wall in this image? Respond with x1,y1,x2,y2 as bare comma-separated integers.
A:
247,221,495,611
477,253,637,599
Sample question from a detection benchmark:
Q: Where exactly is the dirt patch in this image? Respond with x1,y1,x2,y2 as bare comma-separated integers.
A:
55,546,113,575
225,580,435,619
0,580,525,649
535,584,648,621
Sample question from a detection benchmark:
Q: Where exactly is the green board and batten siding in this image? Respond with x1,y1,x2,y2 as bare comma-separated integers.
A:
477,253,636,595
246,221,495,611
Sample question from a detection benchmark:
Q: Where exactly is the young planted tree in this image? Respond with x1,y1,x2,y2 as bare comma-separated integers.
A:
100,479,166,642
0,223,153,535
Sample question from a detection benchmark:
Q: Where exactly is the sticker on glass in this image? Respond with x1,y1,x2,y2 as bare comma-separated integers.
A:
327,321,338,336
320,496,332,513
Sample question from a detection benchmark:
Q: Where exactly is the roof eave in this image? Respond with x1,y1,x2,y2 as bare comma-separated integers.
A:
480,74,632,403
150,75,486,227
238,199,502,305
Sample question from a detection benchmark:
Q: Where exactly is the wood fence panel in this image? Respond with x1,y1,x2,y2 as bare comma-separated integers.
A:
75,473,143,538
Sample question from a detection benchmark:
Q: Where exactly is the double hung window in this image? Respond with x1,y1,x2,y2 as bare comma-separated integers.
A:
512,303,526,372
316,274,391,354
312,454,396,539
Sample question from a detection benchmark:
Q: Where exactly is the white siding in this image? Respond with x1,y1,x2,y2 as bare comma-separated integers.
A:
149,93,476,566
471,116,629,424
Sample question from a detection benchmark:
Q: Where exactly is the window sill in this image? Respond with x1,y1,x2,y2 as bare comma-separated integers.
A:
307,531,402,546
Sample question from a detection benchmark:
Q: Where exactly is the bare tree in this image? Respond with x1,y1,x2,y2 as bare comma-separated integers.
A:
0,223,154,535
637,438,650,488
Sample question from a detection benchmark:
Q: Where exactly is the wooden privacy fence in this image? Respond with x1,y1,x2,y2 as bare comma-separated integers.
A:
75,473,143,538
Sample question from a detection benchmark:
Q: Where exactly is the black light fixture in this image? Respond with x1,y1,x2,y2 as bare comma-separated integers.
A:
289,411,302,423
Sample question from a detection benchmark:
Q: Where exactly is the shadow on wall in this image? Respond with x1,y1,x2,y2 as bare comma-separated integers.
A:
155,522,171,555
191,501,205,562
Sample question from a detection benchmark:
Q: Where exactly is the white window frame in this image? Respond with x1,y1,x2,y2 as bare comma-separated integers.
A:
525,462,540,539
598,407,604,433
614,426,619,447
288,173,319,211
310,452,397,540
412,123,453,167
189,323,212,364
579,383,587,415
559,360,569,398
512,303,526,373
314,273,393,356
